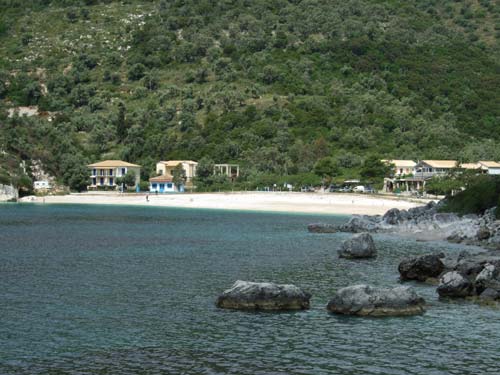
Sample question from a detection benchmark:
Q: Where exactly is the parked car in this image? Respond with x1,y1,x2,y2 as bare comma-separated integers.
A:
339,186,352,192
300,185,315,192
328,184,342,192
363,185,376,194
352,185,365,193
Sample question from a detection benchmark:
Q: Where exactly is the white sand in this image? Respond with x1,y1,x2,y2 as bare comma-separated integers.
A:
28,192,428,216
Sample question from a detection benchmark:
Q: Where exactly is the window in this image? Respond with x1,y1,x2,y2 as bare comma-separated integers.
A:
152,183,157,189
100,178,104,185
92,178,96,185
109,178,114,186
121,168,126,176
109,169,113,176
92,168,96,176
100,169,104,176
167,183,173,188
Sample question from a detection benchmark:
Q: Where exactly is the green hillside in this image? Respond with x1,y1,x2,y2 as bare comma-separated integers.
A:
0,0,499,190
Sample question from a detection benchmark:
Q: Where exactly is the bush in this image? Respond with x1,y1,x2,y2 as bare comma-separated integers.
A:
440,176,500,215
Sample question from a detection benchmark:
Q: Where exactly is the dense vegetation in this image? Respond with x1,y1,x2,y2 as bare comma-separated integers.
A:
0,0,499,190
440,175,500,218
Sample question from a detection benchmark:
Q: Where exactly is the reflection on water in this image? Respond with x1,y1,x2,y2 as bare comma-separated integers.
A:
0,204,498,374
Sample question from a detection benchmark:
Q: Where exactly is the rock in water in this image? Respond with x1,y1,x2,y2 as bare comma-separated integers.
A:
326,284,426,316
437,271,474,298
307,223,338,233
474,263,500,295
216,280,311,311
398,254,445,282
338,233,377,259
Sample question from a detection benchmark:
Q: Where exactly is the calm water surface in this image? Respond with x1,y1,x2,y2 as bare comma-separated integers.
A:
0,204,499,374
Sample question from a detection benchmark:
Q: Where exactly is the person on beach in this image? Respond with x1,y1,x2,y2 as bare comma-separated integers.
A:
146,194,149,202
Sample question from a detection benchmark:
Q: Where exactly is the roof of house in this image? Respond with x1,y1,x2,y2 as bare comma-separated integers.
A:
381,159,417,168
420,160,458,168
149,175,173,182
479,161,500,168
460,163,481,170
88,160,141,168
158,160,198,166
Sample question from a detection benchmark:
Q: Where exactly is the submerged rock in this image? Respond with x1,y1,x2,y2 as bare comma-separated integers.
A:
338,233,377,259
398,254,445,282
307,223,338,233
437,271,474,298
216,280,311,311
326,284,426,316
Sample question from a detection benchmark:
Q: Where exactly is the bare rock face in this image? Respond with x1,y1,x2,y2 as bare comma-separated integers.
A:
216,280,311,311
398,254,445,282
437,271,474,298
338,233,377,259
326,284,426,316
0,184,18,202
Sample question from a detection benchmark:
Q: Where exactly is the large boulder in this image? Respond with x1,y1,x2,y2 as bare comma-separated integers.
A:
307,223,338,233
382,208,405,225
398,254,445,282
326,284,426,316
216,280,311,311
474,263,500,295
437,271,474,298
338,233,377,259
339,215,380,233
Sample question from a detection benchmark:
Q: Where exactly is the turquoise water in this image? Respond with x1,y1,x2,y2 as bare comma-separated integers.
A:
0,204,499,374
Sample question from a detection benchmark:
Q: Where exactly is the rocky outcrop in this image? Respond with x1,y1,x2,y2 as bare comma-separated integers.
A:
326,284,426,316
216,280,311,311
338,233,377,259
437,271,474,298
0,184,17,202
309,200,500,250
399,254,445,282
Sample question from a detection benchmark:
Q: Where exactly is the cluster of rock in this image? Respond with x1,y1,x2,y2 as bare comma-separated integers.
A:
398,251,500,302
216,280,426,316
308,201,500,250
216,233,428,316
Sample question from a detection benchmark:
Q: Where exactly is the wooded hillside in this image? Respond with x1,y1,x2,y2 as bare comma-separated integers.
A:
1,0,499,190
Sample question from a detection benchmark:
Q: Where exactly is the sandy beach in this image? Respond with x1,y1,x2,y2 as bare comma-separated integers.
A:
25,192,429,215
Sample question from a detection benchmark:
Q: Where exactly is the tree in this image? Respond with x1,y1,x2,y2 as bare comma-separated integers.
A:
67,164,90,192
127,63,146,81
116,171,137,189
196,157,215,179
172,164,186,189
313,157,338,185
116,101,127,140
360,155,391,183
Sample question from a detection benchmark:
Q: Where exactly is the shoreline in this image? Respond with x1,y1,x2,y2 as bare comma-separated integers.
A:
17,192,428,216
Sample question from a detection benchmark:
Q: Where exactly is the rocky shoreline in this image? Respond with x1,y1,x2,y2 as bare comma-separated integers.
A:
308,201,500,250
308,201,500,303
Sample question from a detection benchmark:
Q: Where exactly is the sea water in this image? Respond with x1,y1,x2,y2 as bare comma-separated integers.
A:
0,204,498,374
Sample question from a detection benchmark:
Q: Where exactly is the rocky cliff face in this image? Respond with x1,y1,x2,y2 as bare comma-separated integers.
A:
0,184,18,202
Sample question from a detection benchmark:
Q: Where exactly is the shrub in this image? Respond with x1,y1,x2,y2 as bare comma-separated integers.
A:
440,176,500,215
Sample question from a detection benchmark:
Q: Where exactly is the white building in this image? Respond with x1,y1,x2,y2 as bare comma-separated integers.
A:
34,180,51,190
479,161,500,175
